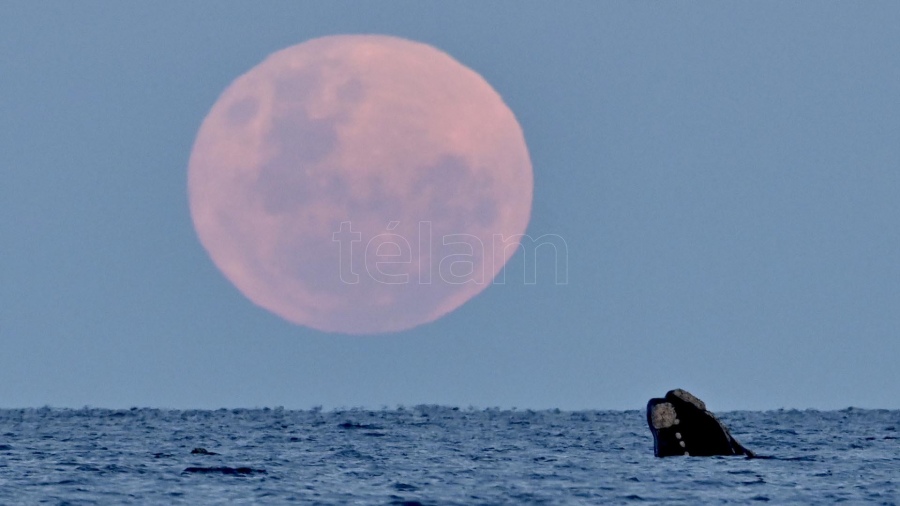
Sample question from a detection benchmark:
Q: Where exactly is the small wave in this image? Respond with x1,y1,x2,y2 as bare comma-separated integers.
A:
182,466,266,475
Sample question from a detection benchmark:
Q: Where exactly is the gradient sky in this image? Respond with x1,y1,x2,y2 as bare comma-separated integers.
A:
2,2,899,411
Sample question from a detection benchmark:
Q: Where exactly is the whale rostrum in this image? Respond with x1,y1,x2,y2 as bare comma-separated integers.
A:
647,389,754,458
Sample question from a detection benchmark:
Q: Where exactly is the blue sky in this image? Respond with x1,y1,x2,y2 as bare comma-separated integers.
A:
2,2,899,411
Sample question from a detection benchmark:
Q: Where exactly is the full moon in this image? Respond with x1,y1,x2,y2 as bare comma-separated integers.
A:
188,35,533,334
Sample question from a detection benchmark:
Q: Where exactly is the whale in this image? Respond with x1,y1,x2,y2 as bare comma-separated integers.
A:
647,389,754,458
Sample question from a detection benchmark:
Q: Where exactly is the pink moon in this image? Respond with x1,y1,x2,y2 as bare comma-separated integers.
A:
188,35,533,334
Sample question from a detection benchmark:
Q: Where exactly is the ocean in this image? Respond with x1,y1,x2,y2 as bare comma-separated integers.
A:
0,407,897,504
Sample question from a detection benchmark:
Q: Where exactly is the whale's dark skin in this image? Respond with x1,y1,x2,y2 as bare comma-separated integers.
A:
647,389,754,458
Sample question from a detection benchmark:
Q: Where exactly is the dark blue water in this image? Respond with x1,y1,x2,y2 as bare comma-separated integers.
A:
0,407,897,504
